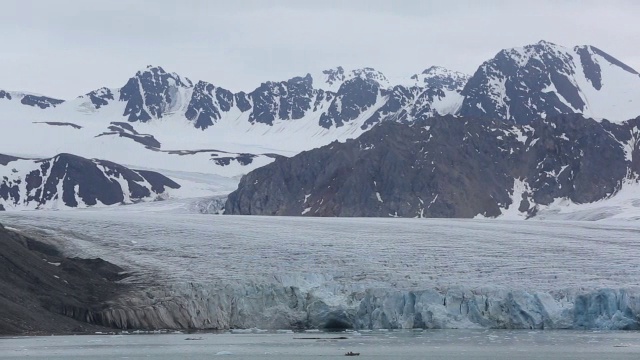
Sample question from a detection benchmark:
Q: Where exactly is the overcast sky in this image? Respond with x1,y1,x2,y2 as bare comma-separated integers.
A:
1,0,639,99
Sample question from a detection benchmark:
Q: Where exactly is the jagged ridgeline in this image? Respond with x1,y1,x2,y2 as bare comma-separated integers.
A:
1,40,640,213
2,41,638,130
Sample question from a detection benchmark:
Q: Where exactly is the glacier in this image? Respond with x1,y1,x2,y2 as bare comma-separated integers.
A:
3,210,640,331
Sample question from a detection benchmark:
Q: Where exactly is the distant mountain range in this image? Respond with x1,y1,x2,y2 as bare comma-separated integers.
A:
1,40,640,214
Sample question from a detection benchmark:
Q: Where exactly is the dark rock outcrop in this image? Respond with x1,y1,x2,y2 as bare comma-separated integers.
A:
120,65,192,122
0,90,12,100
248,74,318,126
95,122,161,148
33,121,83,129
0,153,180,210
0,225,129,335
185,81,236,129
225,114,633,218
20,94,65,109
319,77,381,128
86,87,115,109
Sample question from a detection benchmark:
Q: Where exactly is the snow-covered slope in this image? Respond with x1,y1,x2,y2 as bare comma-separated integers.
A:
309,66,392,92
460,40,640,124
0,153,180,210
0,89,64,109
0,64,469,176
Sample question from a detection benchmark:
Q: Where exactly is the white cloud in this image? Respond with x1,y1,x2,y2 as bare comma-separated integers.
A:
0,0,638,98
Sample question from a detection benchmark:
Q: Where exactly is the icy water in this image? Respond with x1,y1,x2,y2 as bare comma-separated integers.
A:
1,330,640,360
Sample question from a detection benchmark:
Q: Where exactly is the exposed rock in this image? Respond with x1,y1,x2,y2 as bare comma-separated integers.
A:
33,121,82,129
0,153,180,210
0,226,129,335
460,41,640,124
20,94,65,109
86,87,115,109
185,81,235,129
120,65,192,122
225,114,632,218
95,122,161,148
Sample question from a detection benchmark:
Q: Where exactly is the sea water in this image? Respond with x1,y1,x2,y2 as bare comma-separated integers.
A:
1,330,639,359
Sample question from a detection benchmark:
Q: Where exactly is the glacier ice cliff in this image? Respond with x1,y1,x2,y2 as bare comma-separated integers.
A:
89,279,640,331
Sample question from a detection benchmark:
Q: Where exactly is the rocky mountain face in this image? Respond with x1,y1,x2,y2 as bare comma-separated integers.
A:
0,223,129,334
225,114,639,218
0,153,180,210
3,41,638,135
1,41,639,212
459,41,640,124
410,66,470,90
1,65,469,138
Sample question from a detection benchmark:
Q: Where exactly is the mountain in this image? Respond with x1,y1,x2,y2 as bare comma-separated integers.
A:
224,114,640,218
1,40,639,212
459,40,640,124
0,153,180,210
0,64,468,178
410,66,470,90
310,66,391,92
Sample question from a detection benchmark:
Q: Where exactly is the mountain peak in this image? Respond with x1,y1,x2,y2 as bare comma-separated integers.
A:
411,66,470,91
536,39,558,46
312,66,389,92
119,65,194,122
460,41,640,124
133,65,193,87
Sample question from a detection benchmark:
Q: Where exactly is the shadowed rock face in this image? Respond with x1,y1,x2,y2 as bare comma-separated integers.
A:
319,77,380,129
0,225,129,335
225,114,633,218
249,74,318,126
0,153,180,210
185,81,235,129
120,66,193,122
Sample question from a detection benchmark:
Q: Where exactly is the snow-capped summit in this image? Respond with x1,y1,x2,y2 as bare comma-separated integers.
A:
119,65,194,122
311,66,390,92
410,66,470,91
459,40,640,123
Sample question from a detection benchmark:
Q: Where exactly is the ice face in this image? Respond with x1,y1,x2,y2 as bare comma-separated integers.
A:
3,211,640,330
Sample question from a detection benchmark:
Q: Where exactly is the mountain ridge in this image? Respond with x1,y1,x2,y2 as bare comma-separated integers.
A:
224,113,640,218
1,40,640,204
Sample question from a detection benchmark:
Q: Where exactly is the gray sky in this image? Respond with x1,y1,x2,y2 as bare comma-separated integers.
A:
2,0,639,99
